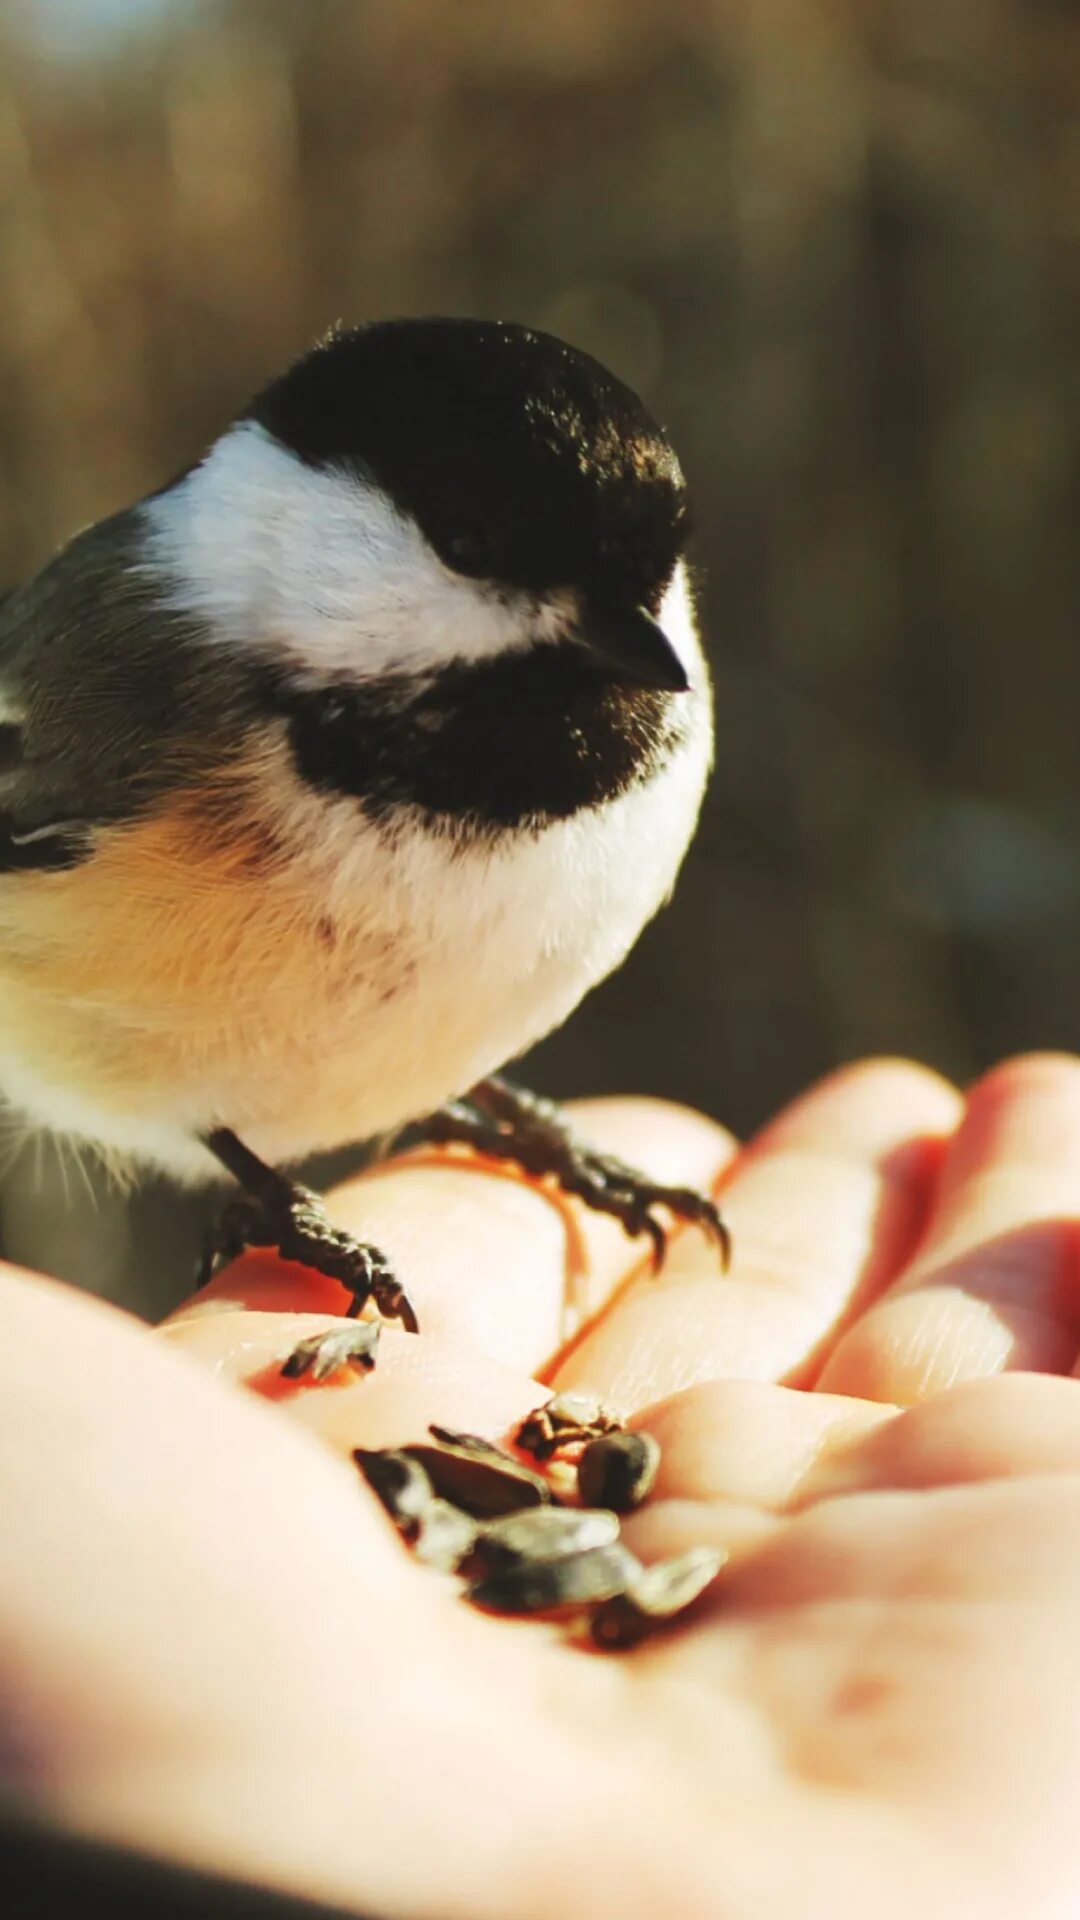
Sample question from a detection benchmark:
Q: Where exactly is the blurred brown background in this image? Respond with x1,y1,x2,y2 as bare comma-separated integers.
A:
1,0,1078,1307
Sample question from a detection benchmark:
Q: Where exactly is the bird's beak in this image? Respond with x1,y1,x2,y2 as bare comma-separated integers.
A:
576,604,690,692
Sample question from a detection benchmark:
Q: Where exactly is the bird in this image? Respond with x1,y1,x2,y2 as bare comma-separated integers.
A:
0,317,726,1379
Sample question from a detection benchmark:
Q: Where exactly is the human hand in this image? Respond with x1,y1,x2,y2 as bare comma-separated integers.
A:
4,1055,1080,1919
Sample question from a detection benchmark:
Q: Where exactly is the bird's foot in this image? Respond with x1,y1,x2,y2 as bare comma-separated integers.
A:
196,1130,419,1377
405,1075,730,1273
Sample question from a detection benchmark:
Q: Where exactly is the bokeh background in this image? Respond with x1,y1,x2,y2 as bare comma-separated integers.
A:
0,0,1077,1309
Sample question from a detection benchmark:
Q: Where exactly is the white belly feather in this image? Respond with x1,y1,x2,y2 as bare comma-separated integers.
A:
0,684,711,1182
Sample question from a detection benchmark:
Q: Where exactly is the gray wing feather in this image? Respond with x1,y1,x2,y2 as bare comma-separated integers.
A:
0,505,255,873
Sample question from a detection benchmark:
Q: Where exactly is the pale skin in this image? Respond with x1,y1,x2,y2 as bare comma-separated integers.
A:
4,1054,1080,1919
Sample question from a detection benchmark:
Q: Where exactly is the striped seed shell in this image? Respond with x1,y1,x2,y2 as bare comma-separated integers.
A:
515,1391,621,1460
590,1546,727,1649
283,1320,381,1381
402,1440,552,1517
577,1430,660,1512
468,1541,641,1618
469,1505,621,1577
354,1449,434,1529
411,1499,479,1573
427,1425,517,1459
545,1391,610,1428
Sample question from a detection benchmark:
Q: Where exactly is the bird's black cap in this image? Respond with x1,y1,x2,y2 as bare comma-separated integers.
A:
246,318,689,613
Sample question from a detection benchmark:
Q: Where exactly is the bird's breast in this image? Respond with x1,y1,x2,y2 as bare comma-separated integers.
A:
0,687,711,1177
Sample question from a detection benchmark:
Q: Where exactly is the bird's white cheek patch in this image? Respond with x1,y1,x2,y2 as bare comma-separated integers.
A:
140,420,550,682
658,561,702,687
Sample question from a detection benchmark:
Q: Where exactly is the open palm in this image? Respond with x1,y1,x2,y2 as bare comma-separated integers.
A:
5,1054,1080,1920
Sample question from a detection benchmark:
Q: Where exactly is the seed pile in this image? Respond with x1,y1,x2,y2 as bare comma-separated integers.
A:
354,1391,725,1650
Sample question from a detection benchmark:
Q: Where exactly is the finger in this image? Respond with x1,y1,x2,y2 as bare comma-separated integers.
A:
172,1100,732,1370
551,1059,961,1410
164,1097,734,1446
160,1309,548,1458
639,1379,896,1510
817,1054,1080,1403
551,1096,735,1308
174,1162,573,1374
803,1374,1080,1504
0,1259,409,1567
0,1263,437,1781
0,1263,649,1920
615,1377,893,1566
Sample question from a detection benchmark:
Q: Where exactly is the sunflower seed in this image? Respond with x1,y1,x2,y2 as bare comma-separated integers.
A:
282,1320,381,1381
515,1391,622,1461
402,1440,553,1516
547,1390,611,1427
411,1499,479,1573
469,1505,622,1578
427,1424,517,1460
577,1430,660,1512
468,1541,641,1618
590,1546,727,1649
354,1449,434,1529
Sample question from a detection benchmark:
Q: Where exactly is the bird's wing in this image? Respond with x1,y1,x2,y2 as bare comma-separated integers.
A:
0,683,98,875
0,524,146,876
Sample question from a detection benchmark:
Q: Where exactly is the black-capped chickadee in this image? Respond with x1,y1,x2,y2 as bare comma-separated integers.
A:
0,318,726,1378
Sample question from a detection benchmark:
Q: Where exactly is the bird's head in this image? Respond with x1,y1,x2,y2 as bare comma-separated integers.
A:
142,317,697,698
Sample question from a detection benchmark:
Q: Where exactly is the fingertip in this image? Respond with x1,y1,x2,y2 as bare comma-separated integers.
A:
561,1095,736,1178
804,1373,1080,1504
964,1051,1080,1117
167,1252,352,1323
634,1378,893,1510
935,1050,1080,1197
743,1057,963,1163
971,1049,1080,1084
